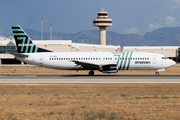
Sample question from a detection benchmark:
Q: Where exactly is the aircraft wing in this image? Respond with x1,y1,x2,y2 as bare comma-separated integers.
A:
9,52,29,57
72,60,100,69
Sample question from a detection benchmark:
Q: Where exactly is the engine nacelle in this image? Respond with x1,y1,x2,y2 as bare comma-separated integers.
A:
99,64,118,73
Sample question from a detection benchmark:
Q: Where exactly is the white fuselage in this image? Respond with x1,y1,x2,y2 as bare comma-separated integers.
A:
15,52,175,71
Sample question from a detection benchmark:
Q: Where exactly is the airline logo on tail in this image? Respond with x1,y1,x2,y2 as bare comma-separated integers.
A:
12,25,51,53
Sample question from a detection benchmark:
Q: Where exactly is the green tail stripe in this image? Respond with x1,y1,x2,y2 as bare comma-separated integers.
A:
119,53,125,70
13,29,23,31
126,52,133,70
17,37,26,52
25,38,30,53
11,25,20,27
13,33,26,36
21,37,26,52
122,52,129,70
30,44,34,53
35,46,38,53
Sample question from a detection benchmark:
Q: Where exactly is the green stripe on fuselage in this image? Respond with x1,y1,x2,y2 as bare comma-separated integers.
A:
119,53,125,70
122,52,129,70
126,52,133,70
112,52,125,70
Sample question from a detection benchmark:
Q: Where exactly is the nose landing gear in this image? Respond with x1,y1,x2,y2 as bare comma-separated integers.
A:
155,72,159,76
89,70,94,76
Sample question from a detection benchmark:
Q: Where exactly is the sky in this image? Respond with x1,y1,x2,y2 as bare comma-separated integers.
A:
1,0,180,36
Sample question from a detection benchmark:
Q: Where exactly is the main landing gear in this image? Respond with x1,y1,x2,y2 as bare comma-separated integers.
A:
155,72,159,76
89,70,94,76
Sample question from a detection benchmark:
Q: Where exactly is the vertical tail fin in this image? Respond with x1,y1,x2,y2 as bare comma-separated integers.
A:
12,25,51,53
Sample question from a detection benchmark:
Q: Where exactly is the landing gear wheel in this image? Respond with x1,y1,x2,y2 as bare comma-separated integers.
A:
155,72,159,76
89,70,94,76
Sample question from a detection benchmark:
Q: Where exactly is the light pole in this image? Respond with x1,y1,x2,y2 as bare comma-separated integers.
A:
160,37,163,46
50,24,52,40
41,17,44,40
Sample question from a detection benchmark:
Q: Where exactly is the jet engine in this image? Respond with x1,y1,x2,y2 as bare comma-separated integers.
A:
99,64,118,73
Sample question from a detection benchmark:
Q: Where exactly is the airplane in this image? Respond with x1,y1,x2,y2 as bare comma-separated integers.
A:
10,25,176,76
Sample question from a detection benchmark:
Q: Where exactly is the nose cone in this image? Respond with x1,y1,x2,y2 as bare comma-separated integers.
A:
168,59,176,68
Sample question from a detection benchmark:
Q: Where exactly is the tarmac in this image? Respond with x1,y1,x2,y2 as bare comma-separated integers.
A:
0,74,179,83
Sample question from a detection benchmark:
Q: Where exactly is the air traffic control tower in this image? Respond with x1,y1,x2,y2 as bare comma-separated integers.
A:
93,7,112,45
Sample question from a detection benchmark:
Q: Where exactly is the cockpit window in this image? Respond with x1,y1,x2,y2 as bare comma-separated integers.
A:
162,57,168,59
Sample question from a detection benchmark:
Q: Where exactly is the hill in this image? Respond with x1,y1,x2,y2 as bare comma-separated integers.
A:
8,27,180,46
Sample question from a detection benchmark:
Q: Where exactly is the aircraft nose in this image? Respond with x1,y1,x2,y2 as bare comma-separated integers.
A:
169,59,176,67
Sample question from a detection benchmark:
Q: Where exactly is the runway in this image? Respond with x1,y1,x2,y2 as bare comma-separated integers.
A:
0,74,180,83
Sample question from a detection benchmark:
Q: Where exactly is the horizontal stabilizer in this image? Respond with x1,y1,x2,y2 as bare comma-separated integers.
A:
9,52,29,57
